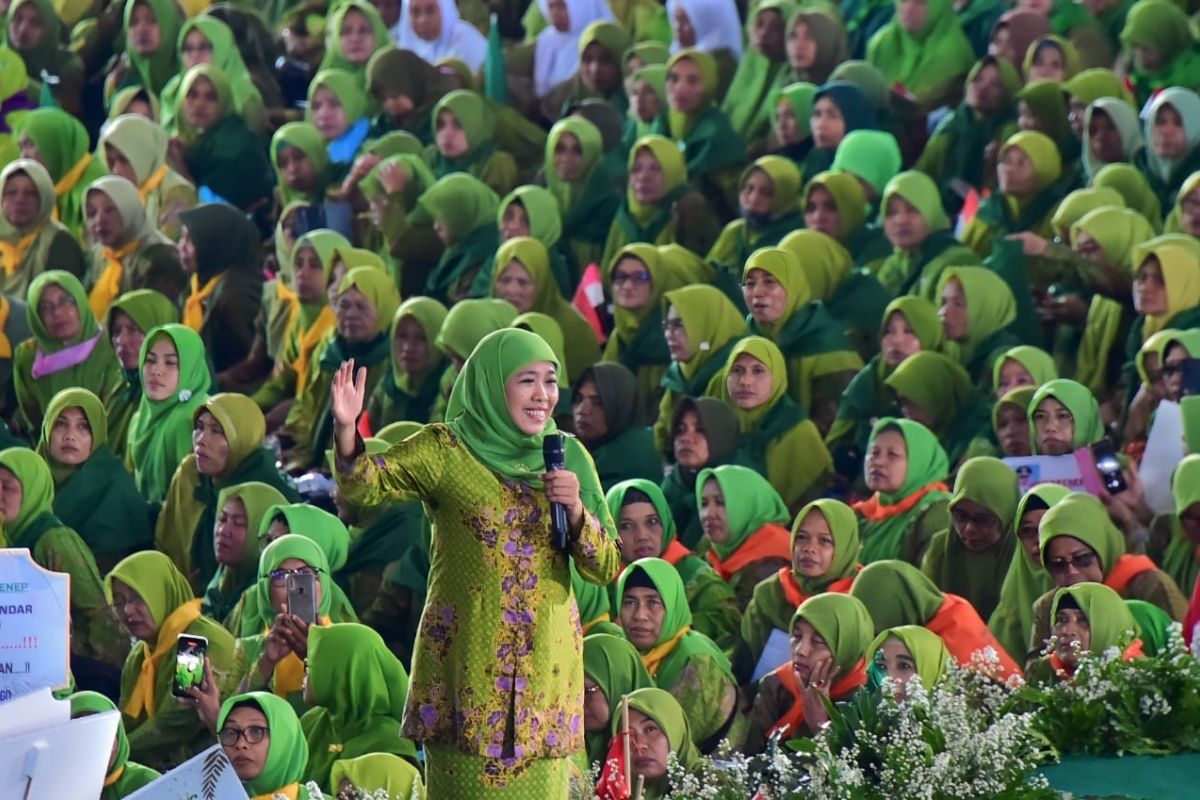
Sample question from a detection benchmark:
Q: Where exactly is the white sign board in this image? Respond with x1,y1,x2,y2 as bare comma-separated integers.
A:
751,628,792,684
0,689,118,800
1003,449,1103,496
126,744,250,800
1141,400,1186,515
0,549,70,702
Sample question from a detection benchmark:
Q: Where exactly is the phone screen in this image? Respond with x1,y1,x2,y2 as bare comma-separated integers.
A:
1181,358,1200,397
1091,439,1127,494
287,571,318,625
172,635,208,697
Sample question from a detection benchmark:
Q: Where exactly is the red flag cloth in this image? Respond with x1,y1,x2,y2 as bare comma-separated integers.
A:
595,731,632,800
573,263,607,345
357,411,372,440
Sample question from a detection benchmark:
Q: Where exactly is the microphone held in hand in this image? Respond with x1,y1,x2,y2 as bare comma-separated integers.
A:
543,433,570,553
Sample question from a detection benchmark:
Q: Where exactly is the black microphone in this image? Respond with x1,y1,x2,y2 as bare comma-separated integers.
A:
543,433,570,552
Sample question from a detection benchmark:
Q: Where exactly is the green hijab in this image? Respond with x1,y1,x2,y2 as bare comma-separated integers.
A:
721,0,794,138
1092,165,1163,231
717,335,790,431
615,556,732,688
25,271,97,353
867,625,950,690
1050,187,1126,235
492,236,577,327
583,632,655,760
866,417,950,505
619,687,699,780
123,0,182,94
1015,79,1076,161
830,130,902,198
306,68,370,128
606,478,679,553
881,296,946,364
1038,492,1124,575
884,352,975,440
498,185,563,247
387,296,448,395
303,623,416,784
866,0,974,103
105,550,195,640
366,47,456,138
775,81,817,142
949,456,1019,532
1071,205,1156,272
875,170,956,295
661,284,747,384
791,593,875,674
989,482,1070,659
1064,69,1133,108
127,324,211,503
253,533,334,626
162,17,263,130
1120,2,1200,102
431,89,497,170
804,171,870,245
86,174,160,249
1051,582,1139,655
97,113,174,194
218,692,309,795
37,387,107,486
435,298,518,359
662,48,718,141
775,231,850,303
850,559,946,633
1028,379,1104,453
5,0,63,77
991,345,1058,391
1163,455,1200,593
1082,99,1144,180
937,266,1017,370
202,482,288,623
0,447,57,548
319,0,390,76
15,108,107,237
262,504,350,573
606,242,687,359
545,116,606,213
623,135,687,226
415,172,499,300
329,754,424,800
271,122,330,205
69,690,148,793
739,245,811,337
791,499,861,592
695,465,789,560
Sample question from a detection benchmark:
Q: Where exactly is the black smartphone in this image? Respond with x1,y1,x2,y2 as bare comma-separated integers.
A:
172,634,208,698
287,571,318,625
1181,358,1200,397
1091,438,1127,494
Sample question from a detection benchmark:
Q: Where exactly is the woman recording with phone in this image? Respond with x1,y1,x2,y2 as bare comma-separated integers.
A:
328,327,621,796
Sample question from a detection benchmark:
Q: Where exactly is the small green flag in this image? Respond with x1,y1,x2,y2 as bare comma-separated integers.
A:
484,12,508,104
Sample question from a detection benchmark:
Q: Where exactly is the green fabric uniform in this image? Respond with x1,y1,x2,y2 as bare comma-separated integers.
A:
866,625,950,691
921,456,1019,620
741,499,862,675
741,247,863,426
97,114,197,240
0,159,87,297
106,551,236,772
334,329,622,792
866,0,975,108
120,0,181,95
711,336,834,511
827,295,944,479
283,268,400,470
156,393,298,590
490,184,576,297
0,446,128,669
37,387,151,574
415,173,501,304
654,285,747,452
1131,88,1200,211
1119,1,1200,107
200,482,287,629
605,479,741,653
319,0,390,84
1152,455,1200,598
614,687,700,800
987,483,1070,663
544,116,623,276
581,632,654,766
428,90,519,197
874,170,983,299
15,108,108,240
574,363,662,490
269,121,330,206
366,47,457,144
743,594,873,753
160,16,266,133
616,558,736,749
69,691,161,800
125,324,210,504
1028,379,1104,454
104,291,177,461
84,176,186,314
719,0,794,145
856,417,953,566
937,267,1019,387
218,691,313,798
660,397,739,547
802,172,892,272
367,296,450,428
13,271,126,435
884,351,992,467
330,753,426,800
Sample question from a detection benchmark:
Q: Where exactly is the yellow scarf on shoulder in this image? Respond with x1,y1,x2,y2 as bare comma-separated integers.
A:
272,615,331,696
183,272,225,331
139,165,169,203
88,239,141,318
53,153,92,198
640,626,690,679
0,227,42,277
124,599,203,719
290,306,335,391
251,783,299,800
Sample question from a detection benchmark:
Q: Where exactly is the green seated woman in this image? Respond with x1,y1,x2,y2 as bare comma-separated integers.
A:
1027,582,1143,683
660,397,739,547
216,692,315,798
573,362,662,490
105,290,179,460
867,625,951,699
580,632,654,768
200,482,288,631
69,691,161,799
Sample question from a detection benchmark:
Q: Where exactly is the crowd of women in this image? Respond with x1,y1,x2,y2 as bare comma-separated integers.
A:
3,0,1200,795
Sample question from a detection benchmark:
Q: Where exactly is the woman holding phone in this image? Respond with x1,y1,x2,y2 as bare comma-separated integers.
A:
329,328,621,796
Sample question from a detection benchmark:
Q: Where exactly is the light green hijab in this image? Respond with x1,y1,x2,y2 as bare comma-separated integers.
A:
831,130,902,198
69,690,146,793
866,417,950,505
884,351,974,440
330,754,424,800
791,593,875,674
1092,165,1163,233
217,692,309,796
319,0,390,76
123,0,183,94
26,270,99,353
865,0,974,104
662,284,748,381
717,336,790,432
937,267,1016,368
105,550,195,639
791,498,861,592
203,482,289,621
695,465,788,560
740,246,811,338
606,478,680,556
850,559,946,633
414,172,499,242
774,81,817,142
1050,186,1125,235
0,447,56,547
1051,582,1140,655
435,297,518,359
1163,455,1200,593
306,68,370,128
618,687,699,786
1071,205,1156,272
775,232,849,303
1038,492,1124,576
868,625,950,690
583,632,655,760
1028,379,1104,453
498,185,563,247
127,324,212,503
37,387,107,485
545,116,605,212
991,345,1058,392
389,296,448,394
254,533,334,625
271,122,330,205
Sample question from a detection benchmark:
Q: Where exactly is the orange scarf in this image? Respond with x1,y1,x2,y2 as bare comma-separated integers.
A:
0,227,42,276
183,272,225,331
291,305,335,389
123,599,203,719
272,615,330,696
0,295,12,358
778,567,860,608
641,625,690,678
582,612,612,635
767,658,867,738
251,783,300,800
1104,554,1159,594
88,238,141,318
1048,639,1143,679
706,523,792,581
138,164,169,202
852,482,950,522
926,594,1021,679
660,539,692,566
103,765,126,788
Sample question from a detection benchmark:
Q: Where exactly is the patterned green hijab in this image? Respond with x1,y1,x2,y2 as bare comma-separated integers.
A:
1051,582,1139,655
1038,492,1123,576
0,447,56,546
1028,379,1104,453
867,625,950,689
127,324,212,503
606,478,678,553
792,498,861,591
695,465,788,560
850,559,946,633
791,593,874,673
217,692,309,796
123,0,182,94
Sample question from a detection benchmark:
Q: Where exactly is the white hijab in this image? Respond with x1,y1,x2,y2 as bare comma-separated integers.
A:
533,0,615,98
395,0,489,72
667,0,743,58
1082,97,1143,179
